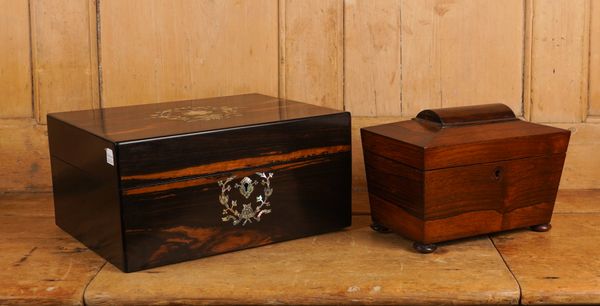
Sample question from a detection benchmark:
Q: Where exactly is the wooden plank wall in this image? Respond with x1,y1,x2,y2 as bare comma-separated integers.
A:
0,0,599,193
0,0,32,119
281,0,344,110
30,0,100,124
401,0,524,116
99,0,278,107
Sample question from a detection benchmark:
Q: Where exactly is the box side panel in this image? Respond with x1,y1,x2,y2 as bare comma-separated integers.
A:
360,128,425,170
367,195,424,242
362,150,424,218
118,113,351,271
47,116,125,271
361,129,425,242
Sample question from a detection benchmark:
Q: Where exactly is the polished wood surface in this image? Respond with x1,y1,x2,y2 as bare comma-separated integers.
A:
48,116,125,270
3,190,599,305
351,119,600,214
362,104,570,248
48,94,342,143
362,116,570,170
416,103,517,126
48,94,351,272
118,113,349,188
529,223,552,232
122,152,350,272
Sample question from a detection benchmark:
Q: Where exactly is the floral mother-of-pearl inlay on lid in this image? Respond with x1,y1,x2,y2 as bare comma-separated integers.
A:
150,105,244,122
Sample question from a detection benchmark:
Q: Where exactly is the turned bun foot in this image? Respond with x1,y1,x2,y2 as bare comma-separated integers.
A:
530,223,552,232
370,222,392,233
413,242,437,254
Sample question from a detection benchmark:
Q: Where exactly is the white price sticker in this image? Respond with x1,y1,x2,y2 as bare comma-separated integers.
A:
105,148,114,166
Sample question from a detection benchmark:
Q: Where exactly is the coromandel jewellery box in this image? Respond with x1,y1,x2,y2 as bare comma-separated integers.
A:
48,94,351,272
361,104,570,253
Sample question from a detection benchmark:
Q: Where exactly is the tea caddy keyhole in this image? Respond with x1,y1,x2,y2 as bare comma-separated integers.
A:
493,167,503,180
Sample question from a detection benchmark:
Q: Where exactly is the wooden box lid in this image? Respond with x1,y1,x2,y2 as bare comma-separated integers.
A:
48,94,350,191
361,104,570,170
47,94,344,143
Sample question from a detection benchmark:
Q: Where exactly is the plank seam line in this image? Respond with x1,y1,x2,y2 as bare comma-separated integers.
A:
277,0,283,99
27,0,35,119
520,0,527,118
82,261,107,306
341,0,345,112
526,0,536,121
95,0,104,108
583,0,592,122
554,211,600,215
489,236,523,305
399,1,403,116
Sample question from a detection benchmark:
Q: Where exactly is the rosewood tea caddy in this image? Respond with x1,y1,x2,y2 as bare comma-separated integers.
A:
48,94,351,272
361,104,570,253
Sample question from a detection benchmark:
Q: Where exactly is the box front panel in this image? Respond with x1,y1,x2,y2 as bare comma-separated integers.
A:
116,113,351,271
120,152,350,271
422,153,566,243
500,153,565,229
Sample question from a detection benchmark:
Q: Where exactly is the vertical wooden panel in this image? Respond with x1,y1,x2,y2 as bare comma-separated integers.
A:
529,0,589,122
30,0,99,124
401,0,524,117
589,0,600,116
99,0,278,107
344,0,402,116
0,0,32,118
281,0,343,109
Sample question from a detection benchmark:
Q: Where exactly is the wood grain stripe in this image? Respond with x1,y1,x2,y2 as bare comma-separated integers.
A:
122,157,332,196
121,145,350,182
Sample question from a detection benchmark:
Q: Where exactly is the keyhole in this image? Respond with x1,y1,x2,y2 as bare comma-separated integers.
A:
493,167,503,180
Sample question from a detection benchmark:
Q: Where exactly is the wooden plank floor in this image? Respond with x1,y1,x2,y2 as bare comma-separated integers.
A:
492,190,600,305
0,190,598,305
0,193,105,305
